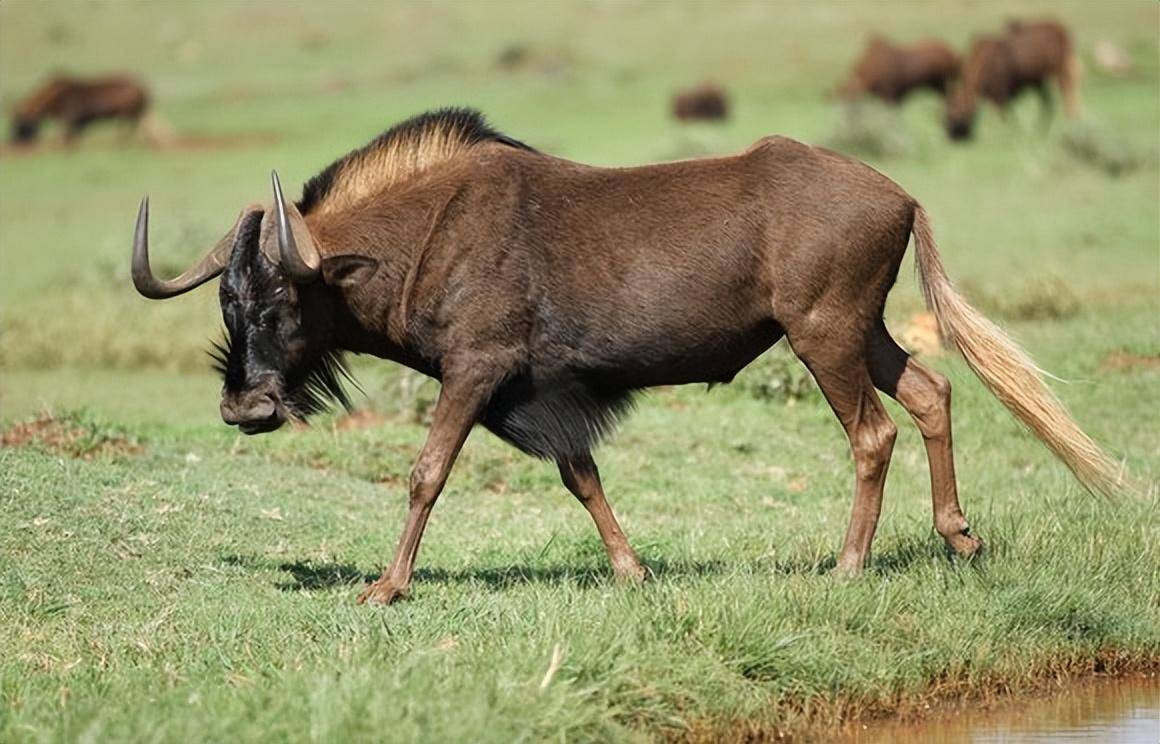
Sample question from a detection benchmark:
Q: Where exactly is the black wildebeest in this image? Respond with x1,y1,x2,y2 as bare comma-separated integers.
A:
130,109,1124,604
672,82,730,121
836,36,960,104
946,20,1080,140
10,74,149,144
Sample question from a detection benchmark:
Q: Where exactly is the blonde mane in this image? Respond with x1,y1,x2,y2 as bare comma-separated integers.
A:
298,108,531,217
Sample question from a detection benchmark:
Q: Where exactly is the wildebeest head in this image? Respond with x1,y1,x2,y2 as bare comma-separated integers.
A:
131,172,372,434
11,115,39,143
944,87,977,141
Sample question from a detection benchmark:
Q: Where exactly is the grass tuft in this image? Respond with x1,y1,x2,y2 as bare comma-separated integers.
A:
1,408,143,460
1060,121,1157,177
961,276,1082,322
733,346,819,404
823,101,916,159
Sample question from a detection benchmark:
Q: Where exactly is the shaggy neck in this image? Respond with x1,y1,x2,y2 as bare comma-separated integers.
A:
307,182,461,375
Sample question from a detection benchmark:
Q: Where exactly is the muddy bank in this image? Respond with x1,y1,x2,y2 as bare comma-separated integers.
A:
841,674,1159,743
673,663,1160,743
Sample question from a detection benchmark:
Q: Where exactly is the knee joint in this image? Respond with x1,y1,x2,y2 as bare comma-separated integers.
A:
408,461,443,507
854,421,896,481
917,375,952,439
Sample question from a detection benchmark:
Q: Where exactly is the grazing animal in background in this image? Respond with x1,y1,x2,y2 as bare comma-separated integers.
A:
10,74,150,144
672,82,730,121
836,36,960,104
946,19,1080,140
130,108,1124,605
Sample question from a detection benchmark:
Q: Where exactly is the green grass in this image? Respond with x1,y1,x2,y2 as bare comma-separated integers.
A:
2,0,1158,740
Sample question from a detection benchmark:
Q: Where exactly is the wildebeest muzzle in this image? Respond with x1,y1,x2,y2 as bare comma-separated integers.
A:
220,379,287,435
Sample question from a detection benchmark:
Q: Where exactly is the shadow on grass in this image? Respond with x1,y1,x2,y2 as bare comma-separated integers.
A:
278,560,374,590
766,533,987,577
221,553,726,592
225,534,982,594
414,556,728,590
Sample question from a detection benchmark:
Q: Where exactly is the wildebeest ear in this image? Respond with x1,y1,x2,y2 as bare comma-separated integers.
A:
320,255,380,287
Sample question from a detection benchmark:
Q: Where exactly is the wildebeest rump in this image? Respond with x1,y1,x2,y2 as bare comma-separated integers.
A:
130,108,1125,604
946,20,1080,140
836,36,959,104
10,74,149,144
672,83,729,121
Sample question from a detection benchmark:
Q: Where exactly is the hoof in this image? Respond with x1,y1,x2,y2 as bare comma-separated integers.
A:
943,524,984,558
832,557,865,578
357,579,408,605
614,561,649,585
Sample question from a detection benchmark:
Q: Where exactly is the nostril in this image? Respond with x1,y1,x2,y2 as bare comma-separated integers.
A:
249,397,277,421
220,400,240,426
221,396,276,426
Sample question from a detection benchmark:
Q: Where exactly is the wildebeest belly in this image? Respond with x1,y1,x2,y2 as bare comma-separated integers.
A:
483,248,782,459
481,311,782,460
532,232,782,386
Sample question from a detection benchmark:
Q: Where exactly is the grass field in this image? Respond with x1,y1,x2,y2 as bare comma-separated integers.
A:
2,1,1158,740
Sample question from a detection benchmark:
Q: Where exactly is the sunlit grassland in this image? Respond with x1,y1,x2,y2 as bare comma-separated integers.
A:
1,0,1158,740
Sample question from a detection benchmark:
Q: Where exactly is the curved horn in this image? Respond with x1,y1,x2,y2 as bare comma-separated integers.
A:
131,197,235,299
271,170,320,282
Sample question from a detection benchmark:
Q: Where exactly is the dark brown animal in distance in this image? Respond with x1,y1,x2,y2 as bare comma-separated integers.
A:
130,108,1126,605
672,82,729,121
10,73,149,144
837,36,960,104
946,19,1080,140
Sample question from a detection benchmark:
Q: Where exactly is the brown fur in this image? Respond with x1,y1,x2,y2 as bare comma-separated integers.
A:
837,36,960,104
946,20,1080,139
672,83,730,121
11,74,149,144
133,109,1126,605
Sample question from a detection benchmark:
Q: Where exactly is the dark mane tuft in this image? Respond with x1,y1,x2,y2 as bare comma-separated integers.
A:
285,349,360,418
481,374,636,460
297,107,533,217
209,331,360,420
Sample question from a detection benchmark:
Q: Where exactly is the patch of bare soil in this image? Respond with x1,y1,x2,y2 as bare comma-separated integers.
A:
334,409,390,432
1,414,143,460
896,312,942,357
1099,350,1160,373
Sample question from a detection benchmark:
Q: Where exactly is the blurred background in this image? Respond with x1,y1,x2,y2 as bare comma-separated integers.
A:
1,0,1156,422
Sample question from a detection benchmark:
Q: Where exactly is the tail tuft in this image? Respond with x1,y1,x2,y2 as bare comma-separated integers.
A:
912,205,1128,498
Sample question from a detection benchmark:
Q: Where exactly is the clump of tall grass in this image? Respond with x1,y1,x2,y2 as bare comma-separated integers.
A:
734,346,818,403
392,369,438,423
961,276,1082,322
824,101,915,159
1,287,217,372
1060,121,1156,177
1,408,142,459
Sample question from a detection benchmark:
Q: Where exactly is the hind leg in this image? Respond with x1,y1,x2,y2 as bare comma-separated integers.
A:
558,452,646,582
867,325,982,557
790,333,898,574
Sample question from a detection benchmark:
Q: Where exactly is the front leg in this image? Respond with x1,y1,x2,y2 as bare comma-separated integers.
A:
358,368,493,605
